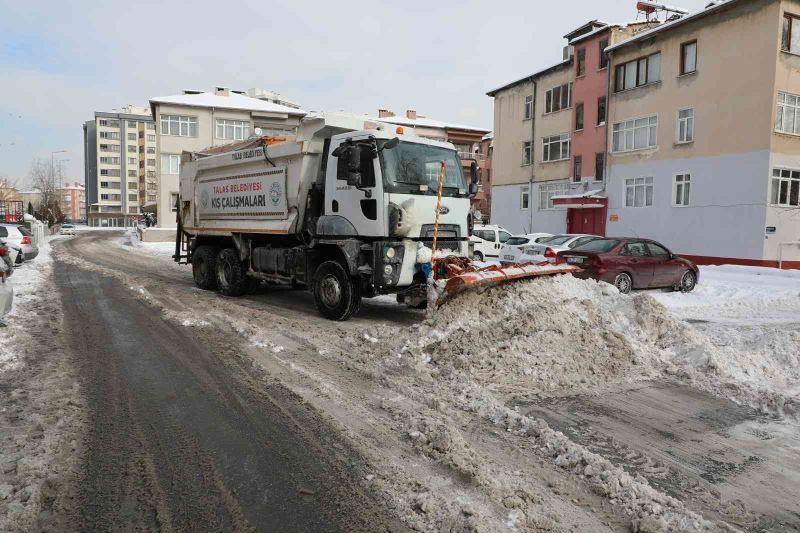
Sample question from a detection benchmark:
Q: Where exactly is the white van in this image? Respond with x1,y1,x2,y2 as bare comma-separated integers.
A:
469,224,513,261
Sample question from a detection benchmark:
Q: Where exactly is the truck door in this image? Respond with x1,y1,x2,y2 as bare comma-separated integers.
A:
325,136,386,237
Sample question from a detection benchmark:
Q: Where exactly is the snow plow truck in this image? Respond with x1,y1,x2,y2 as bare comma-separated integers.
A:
174,113,576,320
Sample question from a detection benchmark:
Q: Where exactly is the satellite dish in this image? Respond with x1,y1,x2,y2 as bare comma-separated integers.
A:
254,127,263,136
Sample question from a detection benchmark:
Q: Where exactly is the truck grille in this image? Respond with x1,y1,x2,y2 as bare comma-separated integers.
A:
419,224,461,252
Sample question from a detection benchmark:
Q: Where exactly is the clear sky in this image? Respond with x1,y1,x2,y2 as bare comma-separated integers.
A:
0,0,711,186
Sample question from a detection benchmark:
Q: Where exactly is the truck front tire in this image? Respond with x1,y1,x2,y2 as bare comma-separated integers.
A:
216,248,249,297
192,245,218,290
312,261,361,321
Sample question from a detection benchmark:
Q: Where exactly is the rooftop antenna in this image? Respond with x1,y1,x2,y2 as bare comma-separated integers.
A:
636,1,689,23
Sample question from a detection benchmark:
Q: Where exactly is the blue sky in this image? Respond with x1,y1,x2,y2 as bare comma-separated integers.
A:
0,0,710,186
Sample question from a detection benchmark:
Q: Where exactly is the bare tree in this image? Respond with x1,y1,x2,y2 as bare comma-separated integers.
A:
0,176,20,202
28,158,64,226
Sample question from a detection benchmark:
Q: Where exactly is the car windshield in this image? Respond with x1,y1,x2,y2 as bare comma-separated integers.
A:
380,140,467,197
506,237,529,246
62,224,73,228
543,235,572,246
574,238,619,253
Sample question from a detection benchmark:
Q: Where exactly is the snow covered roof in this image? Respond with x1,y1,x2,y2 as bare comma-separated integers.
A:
606,0,739,53
149,91,307,116
377,114,490,133
487,59,573,96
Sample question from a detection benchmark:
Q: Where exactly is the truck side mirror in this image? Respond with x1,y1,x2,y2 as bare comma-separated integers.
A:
469,162,480,195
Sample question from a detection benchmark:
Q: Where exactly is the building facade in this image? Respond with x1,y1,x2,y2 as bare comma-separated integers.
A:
82,105,156,227
605,0,800,267
57,182,86,222
149,87,306,231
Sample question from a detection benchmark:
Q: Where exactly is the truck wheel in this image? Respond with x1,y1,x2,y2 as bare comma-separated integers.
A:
312,260,361,321
216,248,249,297
192,245,218,290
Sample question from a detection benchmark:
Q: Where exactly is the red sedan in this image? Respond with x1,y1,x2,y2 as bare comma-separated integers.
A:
557,238,699,294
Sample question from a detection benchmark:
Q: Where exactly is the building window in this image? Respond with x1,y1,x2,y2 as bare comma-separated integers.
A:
216,119,251,140
147,158,156,167
782,13,800,54
539,182,570,210
520,188,530,209
99,156,120,164
127,145,136,153
170,193,179,212
100,144,120,152
776,91,800,135
127,121,137,128
576,48,586,77
146,170,156,178
543,133,570,162
147,147,155,154
595,153,605,181
545,83,572,114
624,177,654,207
599,38,609,69
99,119,119,127
681,41,697,75
575,102,584,131
128,157,137,164
147,134,156,142
612,116,658,152
99,131,120,140
521,141,532,165
128,170,137,178
677,108,694,143
160,115,198,137
771,168,800,207
127,133,136,141
597,96,607,126
146,123,155,130
573,155,582,182
524,95,533,120
129,194,138,201
674,174,691,206
615,52,661,92
100,169,120,177
161,154,180,174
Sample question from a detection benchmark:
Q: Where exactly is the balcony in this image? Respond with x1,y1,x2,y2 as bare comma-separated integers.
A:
458,151,486,161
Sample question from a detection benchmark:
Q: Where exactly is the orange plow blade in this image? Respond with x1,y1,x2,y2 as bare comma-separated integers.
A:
433,257,581,306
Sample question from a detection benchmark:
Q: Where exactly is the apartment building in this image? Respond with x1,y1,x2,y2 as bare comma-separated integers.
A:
605,0,800,267
473,132,494,221
148,87,306,235
82,105,156,227
57,182,86,222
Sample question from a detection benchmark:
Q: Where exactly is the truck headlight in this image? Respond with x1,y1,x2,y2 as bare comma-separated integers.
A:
383,265,393,276
386,247,396,259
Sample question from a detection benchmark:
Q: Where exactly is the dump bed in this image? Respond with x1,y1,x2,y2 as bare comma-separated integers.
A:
179,138,319,237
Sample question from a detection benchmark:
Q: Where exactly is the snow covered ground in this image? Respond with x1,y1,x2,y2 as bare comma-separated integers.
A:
113,229,175,257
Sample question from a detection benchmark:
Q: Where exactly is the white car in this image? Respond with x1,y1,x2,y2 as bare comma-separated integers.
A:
60,223,76,236
469,224,513,261
516,234,600,264
499,233,554,264
0,224,38,263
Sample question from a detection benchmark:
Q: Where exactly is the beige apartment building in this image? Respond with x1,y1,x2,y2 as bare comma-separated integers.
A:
605,0,800,267
147,87,306,236
82,105,156,227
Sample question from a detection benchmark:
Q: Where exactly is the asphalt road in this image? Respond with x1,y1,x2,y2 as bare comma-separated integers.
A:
54,235,405,532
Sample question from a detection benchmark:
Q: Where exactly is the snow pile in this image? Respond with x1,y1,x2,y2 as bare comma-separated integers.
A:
383,275,669,401
114,229,175,257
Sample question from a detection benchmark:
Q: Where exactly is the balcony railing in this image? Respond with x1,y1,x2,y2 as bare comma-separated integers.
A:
458,151,486,161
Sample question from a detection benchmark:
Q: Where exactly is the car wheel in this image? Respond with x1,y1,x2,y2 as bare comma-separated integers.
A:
614,272,633,294
472,251,484,262
312,260,361,321
680,270,697,293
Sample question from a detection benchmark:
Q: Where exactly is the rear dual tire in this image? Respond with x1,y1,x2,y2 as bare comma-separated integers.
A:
193,246,259,296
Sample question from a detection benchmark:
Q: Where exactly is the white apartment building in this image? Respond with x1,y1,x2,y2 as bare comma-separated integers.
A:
82,105,156,227
148,87,306,234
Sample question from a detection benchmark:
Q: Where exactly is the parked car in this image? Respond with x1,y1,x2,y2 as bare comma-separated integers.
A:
0,224,38,262
558,237,699,294
499,233,554,264
515,234,599,264
60,223,76,235
470,224,513,261
0,240,13,323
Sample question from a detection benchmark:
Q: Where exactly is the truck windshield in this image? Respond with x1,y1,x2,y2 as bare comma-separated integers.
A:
379,140,467,197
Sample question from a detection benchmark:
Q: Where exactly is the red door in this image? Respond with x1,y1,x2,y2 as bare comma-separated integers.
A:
567,207,607,236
